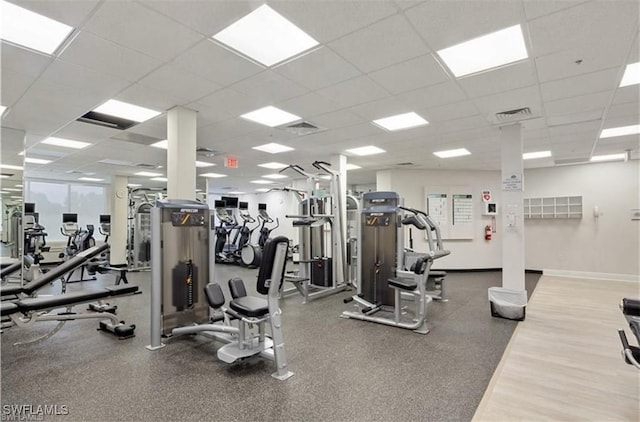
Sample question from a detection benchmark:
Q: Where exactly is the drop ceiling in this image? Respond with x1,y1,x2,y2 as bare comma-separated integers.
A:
1,0,638,193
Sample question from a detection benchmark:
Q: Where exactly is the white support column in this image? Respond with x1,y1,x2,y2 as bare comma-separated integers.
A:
376,170,392,191
500,123,525,291
110,176,128,265
331,154,347,244
167,106,197,200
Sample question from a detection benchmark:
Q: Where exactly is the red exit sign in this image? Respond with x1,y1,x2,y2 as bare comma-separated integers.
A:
225,156,238,168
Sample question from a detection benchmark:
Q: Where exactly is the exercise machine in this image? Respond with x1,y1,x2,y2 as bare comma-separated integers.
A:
147,199,293,380
241,203,279,268
341,192,450,334
213,199,237,264
618,298,640,369
281,162,348,303
233,201,258,265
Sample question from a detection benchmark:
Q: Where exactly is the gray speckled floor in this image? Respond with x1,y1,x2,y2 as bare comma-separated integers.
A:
1,265,538,422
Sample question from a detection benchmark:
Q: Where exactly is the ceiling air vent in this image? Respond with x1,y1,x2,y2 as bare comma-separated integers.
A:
396,162,414,166
491,107,537,124
77,111,137,130
280,121,325,136
196,147,222,158
65,170,84,175
134,163,157,169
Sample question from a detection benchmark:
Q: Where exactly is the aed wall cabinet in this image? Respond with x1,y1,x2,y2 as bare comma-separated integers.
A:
523,196,582,219
483,202,498,215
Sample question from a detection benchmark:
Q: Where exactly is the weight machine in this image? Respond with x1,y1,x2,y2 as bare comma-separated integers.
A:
281,161,348,303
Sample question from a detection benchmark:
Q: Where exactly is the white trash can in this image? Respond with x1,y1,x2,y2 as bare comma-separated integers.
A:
488,287,528,321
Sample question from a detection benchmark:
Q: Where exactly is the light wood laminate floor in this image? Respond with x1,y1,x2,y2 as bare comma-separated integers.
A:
474,275,640,421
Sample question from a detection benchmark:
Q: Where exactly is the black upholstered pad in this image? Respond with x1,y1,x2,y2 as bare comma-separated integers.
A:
1,284,25,297
104,285,139,295
17,290,110,312
1,302,19,316
388,278,417,291
428,271,446,278
229,296,269,318
623,298,640,317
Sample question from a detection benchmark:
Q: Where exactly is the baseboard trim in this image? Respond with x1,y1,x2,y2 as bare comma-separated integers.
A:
542,269,640,283
434,268,542,274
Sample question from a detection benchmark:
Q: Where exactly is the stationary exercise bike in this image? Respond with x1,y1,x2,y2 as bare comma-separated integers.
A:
241,203,279,268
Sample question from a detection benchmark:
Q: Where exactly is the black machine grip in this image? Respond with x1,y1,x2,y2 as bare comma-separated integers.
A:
619,329,631,349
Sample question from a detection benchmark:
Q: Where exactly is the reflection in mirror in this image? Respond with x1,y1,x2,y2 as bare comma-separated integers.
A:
0,127,25,285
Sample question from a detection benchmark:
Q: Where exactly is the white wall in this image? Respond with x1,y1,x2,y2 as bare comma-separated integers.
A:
524,160,639,276
384,169,503,269
380,161,640,276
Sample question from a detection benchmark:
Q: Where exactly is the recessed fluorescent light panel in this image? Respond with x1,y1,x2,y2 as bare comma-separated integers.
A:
151,140,168,149
263,174,288,179
78,177,104,182
200,173,227,178
41,137,90,149
228,191,246,195
25,157,52,164
590,153,626,162
437,25,528,77
372,112,428,131
523,150,552,160
433,148,471,158
345,146,386,156
620,62,640,87
212,4,319,67
253,143,294,154
0,164,23,170
134,171,162,177
196,161,215,168
93,99,161,123
255,188,270,193
600,124,640,139
0,105,6,116
241,106,301,127
127,183,142,187
251,180,274,184
346,164,362,170
151,177,168,182
0,0,74,55
258,162,288,170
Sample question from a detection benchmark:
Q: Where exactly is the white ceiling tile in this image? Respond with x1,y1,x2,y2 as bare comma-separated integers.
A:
59,31,162,83
406,0,522,51
187,103,234,126
458,61,537,99
523,1,589,21
308,110,365,129
316,76,389,109
595,138,640,154
540,67,620,102
138,63,221,104
116,84,184,112
173,39,263,85
545,91,611,118
276,92,341,119
140,0,254,36
195,88,261,119
198,118,261,141
606,101,640,121
1,42,51,78
548,119,602,137
397,81,467,110
230,71,309,104
122,117,167,140
612,85,640,105
436,115,491,135
54,121,122,143
472,85,542,117
546,110,603,128
84,1,203,62
328,14,430,73
9,0,100,27
270,0,399,44
1,69,36,107
348,97,413,121
423,101,480,123
368,54,450,95
528,1,639,57
273,47,361,91
40,59,129,101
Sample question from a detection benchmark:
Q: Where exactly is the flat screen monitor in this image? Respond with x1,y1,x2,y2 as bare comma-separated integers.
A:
62,213,78,223
24,203,35,214
239,201,248,210
258,203,267,211
221,196,238,209
100,214,111,224
33,212,39,223
214,200,226,209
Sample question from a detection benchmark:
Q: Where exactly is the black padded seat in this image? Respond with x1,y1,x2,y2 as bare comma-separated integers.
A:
104,285,139,296
1,302,19,316
229,296,269,318
1,284,25,297
388,278,417,291
622,298,640,317
17,290,110,312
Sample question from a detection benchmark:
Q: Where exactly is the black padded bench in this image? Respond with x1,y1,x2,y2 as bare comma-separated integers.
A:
1,244,110,298
15,284,139,312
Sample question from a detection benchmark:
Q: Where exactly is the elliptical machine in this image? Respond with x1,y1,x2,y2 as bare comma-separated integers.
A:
241,203,279,267
214,200,236,264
